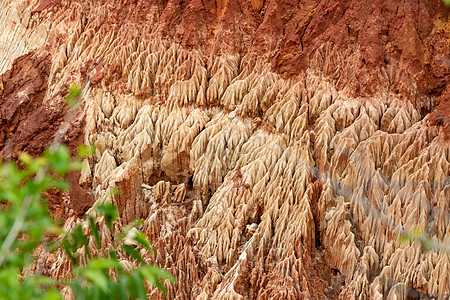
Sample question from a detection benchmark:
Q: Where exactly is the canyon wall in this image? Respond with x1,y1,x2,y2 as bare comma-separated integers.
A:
1,0,449,299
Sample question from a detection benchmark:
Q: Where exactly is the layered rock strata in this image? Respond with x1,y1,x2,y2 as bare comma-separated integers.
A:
1,0,449,299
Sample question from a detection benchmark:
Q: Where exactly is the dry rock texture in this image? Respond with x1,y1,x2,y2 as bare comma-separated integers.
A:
1,0,450,299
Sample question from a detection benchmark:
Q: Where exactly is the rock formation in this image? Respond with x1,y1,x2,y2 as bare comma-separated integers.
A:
1,0,449,298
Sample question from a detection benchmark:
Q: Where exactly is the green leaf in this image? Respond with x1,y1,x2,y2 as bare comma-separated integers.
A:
44,225,64,236
118,275,130,300
140,266,175,295
72,225,91,259
65,83,81,106
46,146,71,175
23,275,56,287
399,233,411,244
53,180,70,190
108,188,120,197
140,269,165,295
81,269,109,294
42,289,62,300
88,216,101,249
69,161,83,171
411,226,423,237
143,266,175,284
122,245,145,264
61,224,92,263
96,203,119,230
88,258,122,271
77,145,96,158
108,249,118,261
132,272,147,299
62,239,77,264
132,231,154,253
18,152,33,166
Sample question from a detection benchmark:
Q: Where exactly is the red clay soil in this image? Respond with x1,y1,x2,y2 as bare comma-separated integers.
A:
0,50,52,158
429,84,450,139
0,49,93,217
35,0,449,114
267,0,449,97
179,0,447,106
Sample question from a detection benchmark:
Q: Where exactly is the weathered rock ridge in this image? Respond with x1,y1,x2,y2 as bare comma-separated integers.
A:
1,0,449,299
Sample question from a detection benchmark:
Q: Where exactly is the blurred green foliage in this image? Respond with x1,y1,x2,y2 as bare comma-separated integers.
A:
0,144,174,299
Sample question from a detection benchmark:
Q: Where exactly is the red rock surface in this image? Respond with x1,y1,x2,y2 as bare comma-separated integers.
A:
430,85,450,139
0,50,52,158
30,0,450,114
29,0,450,93
0,49,93,217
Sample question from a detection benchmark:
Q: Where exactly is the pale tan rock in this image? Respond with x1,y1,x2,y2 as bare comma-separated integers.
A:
6,1,448,298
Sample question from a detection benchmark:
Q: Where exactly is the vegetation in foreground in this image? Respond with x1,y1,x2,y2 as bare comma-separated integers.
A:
0,85,174,299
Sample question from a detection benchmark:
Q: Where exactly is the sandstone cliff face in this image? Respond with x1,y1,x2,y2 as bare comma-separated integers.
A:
1,0,449,299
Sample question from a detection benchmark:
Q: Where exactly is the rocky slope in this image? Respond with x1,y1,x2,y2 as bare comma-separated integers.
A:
1,0,449,299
